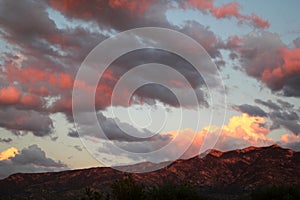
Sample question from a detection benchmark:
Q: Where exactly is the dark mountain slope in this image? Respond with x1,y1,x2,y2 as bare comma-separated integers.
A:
0,145,299,199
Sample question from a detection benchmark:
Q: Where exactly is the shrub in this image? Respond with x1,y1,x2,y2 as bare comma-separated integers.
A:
81,187,103,200
146,182,209,200
111,175,145,200
251,185,300,200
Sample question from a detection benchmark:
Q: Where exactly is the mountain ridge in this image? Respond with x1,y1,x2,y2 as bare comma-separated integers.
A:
1,144,300,199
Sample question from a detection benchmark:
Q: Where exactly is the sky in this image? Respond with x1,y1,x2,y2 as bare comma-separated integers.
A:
0,0,300,177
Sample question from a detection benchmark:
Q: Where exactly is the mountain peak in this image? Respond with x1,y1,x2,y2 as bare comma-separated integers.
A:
207,149,223,157
270,143,281,148
237,144,283,153
239,146,258,153
200,144,286,158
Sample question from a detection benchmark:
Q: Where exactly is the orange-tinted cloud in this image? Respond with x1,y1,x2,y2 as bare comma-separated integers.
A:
0,147,19,161
2,63,121,113
220,114,270,143
183,0,269,28
162,114,273,159
211,2,240,18
279,133,300,151
108,0,156,16
271,46,300,92
0,86,22,105
230,32,300,97
4,65,73,90
0,85,44,109
49,0,96,19
249,14,270,29
281,133,300,144
0,65,76,112
20,94,43,108
262,47,300,90
48,0,157,26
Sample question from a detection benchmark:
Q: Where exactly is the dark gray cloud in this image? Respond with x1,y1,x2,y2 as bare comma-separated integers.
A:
0,138,12,143
269,111,300,135
0,0,65,70
293,37,300,48
0,145,68,179
96,48,210,109
269,111,299,121
254,99,280,110
67,129,79,138
97,113,153,142
51,136,58,141
233,104,267,117
0,107,54,137
73,145,83,151
257,98,299,135
277,99,295,109
77,112,170,143
77,112,155,141
281,75,300,97
0,0,107,68
179,21,224,58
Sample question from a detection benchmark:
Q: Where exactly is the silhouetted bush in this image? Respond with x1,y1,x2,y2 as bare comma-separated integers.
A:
146,182,209,200
111,175,145,200
110,175,211,200
81,187,103,200
251,185,300,200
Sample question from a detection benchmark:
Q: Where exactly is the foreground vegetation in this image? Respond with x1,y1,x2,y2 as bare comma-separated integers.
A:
250,185,300,200
81,175,209,200
80,175,300,200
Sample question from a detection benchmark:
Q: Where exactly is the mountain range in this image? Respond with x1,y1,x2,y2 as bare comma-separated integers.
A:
1,144,299,199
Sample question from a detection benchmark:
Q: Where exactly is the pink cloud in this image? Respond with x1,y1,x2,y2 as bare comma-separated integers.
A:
182,0,270,28
0,86,22,105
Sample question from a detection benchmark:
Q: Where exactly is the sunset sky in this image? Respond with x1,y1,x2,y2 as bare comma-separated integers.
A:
0,0,300,178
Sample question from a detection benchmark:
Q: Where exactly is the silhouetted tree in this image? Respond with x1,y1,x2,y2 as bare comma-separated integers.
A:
251,185,300,200
146,182,209,200
111,175,145,200
81,187,103,200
